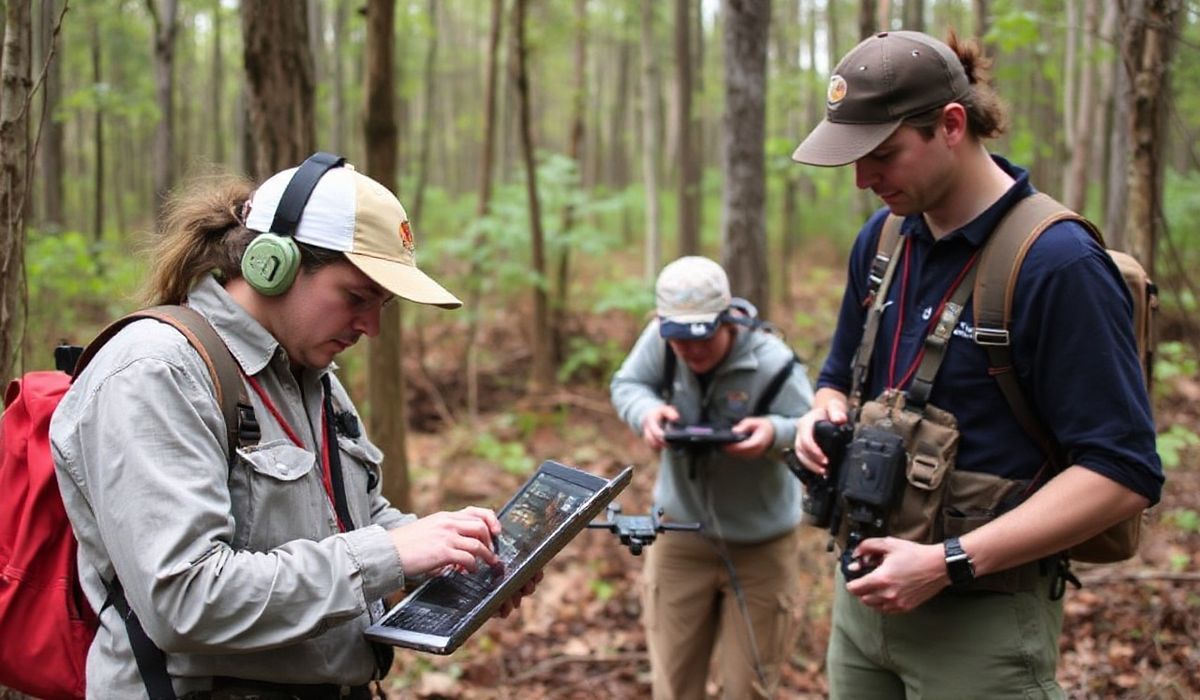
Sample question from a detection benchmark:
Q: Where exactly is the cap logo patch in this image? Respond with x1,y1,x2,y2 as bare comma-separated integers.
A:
827,74,848,108
399,219,415,253
690,323,709,336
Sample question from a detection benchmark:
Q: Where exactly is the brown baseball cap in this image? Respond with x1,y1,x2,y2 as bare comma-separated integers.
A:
792,31,971,167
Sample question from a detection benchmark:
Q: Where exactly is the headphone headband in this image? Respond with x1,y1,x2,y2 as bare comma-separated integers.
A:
269,151,347,237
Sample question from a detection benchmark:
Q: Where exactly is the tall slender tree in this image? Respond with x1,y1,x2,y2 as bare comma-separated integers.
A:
720,0,771,316
147,0,179,211
411,0,439,223
675,0,701,256
363,0,412,513
0,0,32,382
464,0,504,423
37,0,64,232
553,0,587,361
1120,0,1183,276
512,0,554,390
639,0,662,280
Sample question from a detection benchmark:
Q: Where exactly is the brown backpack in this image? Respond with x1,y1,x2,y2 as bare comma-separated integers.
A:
877,193,1158,564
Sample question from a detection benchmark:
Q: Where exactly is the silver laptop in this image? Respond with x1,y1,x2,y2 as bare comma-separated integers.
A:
365,461,632,654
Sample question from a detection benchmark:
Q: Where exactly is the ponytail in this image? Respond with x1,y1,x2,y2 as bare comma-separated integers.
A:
139,175,256,306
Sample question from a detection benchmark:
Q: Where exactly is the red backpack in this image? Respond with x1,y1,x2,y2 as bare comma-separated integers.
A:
0,306,241,700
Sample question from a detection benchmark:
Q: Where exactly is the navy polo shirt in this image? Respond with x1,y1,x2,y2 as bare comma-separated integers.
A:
818,156,1163,503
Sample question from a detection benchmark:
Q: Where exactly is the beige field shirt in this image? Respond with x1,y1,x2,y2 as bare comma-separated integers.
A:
50,276,413,698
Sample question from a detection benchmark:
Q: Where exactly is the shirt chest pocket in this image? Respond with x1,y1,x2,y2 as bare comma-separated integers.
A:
336,434,384,527
230,441,324,550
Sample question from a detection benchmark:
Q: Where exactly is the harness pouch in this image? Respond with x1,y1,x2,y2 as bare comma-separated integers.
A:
941,469,1028,540
855,389,959,545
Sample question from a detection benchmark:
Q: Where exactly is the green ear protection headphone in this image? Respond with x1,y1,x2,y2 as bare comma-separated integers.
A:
241,151,347,295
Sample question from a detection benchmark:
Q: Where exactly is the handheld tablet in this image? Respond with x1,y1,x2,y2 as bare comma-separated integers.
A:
364,461,632,654
662,423,749,445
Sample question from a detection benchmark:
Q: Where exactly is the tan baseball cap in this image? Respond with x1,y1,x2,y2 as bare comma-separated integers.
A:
246,164,462,308
792,31,971,167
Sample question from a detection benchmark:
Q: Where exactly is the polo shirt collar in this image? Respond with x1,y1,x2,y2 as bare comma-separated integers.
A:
900,154,1034,247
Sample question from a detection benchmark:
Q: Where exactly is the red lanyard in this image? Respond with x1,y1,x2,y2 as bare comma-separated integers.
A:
243,373,347,532
886,238,981,390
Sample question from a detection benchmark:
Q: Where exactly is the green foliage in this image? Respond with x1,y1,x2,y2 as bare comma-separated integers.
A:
471,433,533,476
22,229,144,368
1154,342,1199,388
590,577,616,602
1165,508,1200,535
1156,424,1200,471
557,335,628,385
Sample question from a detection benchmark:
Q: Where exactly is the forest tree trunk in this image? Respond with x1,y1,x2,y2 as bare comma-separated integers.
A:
241,0,315,178
363,0,412,513
675,0,700,256
148,0,178,212
0,0,32,383
639,0,662,281
720,0,770,317
512,0,554,391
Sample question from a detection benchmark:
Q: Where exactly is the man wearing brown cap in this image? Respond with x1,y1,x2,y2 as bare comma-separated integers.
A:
789,31,1161,697
51,154,536,697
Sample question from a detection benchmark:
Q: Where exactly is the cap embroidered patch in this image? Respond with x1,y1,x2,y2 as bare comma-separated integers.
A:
827,75,848,108
399,219,415,254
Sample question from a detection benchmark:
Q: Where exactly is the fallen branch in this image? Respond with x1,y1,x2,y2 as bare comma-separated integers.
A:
507,651,648,685
1078,570,1200,585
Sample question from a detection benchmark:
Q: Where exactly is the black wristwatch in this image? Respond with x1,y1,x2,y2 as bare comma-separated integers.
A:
944,537,976,585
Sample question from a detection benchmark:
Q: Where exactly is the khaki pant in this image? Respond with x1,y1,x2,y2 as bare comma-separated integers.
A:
642,528,803,700
827,569,1065,699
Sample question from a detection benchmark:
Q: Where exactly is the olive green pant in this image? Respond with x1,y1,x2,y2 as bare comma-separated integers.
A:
827,569,1066,699
642,528,803,700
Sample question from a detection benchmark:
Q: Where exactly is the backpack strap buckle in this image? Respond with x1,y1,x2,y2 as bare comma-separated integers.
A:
972,327,1010,346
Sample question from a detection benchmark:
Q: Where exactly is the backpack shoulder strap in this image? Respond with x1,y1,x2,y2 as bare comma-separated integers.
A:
849,215,906,407
972,193,1102,463
752,353,799,416
659,342,678,403
75,305,243,459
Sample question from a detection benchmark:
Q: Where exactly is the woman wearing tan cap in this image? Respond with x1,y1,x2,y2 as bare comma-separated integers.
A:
51,153,535,698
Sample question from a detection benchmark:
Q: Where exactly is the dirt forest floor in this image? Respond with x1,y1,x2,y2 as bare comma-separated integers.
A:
382,283,1200,699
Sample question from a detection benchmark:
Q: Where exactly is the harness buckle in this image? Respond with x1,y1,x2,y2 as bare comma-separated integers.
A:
973,327,1011,346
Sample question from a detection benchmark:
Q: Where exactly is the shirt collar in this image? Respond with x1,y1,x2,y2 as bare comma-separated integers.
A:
900,154,1034,247
185,275,283,376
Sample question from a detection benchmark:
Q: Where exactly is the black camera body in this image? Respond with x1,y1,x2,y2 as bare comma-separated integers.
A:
783,421,853,529
838,425,907,580
785,421,908,582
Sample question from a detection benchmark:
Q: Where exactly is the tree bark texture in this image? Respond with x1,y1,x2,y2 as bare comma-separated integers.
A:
1063,0,1099,213
241,0,315,179
411,0,438,223
720,0,770,318
553,0,587,361
859,0,878,39
1121,0,1182,278
0,0,32,382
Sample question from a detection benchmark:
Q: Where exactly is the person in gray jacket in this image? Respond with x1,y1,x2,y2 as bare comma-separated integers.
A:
50,155,533,699
610,256,814,700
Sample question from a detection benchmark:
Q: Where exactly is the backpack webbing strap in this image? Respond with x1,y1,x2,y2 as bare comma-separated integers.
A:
972,193,1104,465
105,579,176,700
752,354,799,416
905,264,980,413
659,344,678,402
850,215,906,407
75,305,245,460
